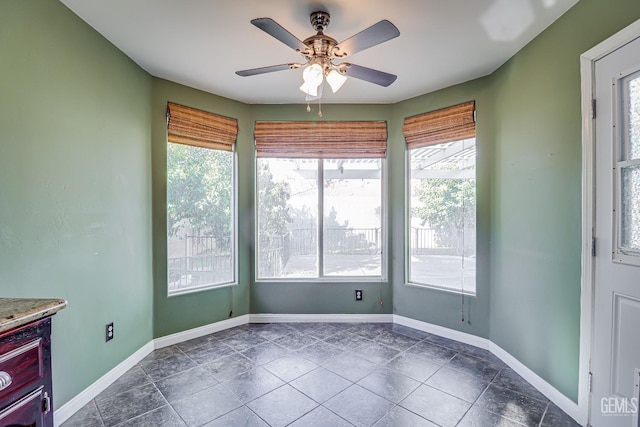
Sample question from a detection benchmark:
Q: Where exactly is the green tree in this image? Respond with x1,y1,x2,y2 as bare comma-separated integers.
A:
167,143,232,238
413,174,475,246
168,147,294,241
257,161,292,236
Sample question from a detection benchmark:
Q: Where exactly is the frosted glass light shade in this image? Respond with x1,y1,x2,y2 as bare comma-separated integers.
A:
300,63,323,96
300,81,318,97
303,64,323,86
326,70,347,93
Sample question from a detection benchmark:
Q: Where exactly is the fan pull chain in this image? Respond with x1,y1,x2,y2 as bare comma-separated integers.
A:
306,103,311,112
318,97,322,117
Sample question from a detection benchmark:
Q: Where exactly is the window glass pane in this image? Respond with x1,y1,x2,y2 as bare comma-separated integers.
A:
627,75,640,160
323,159,382,276
257,158,318,278
408,138,476,293
621,164,640,252
167,143,234,293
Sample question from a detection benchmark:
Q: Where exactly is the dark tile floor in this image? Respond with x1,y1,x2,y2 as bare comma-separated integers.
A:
61,322,580,427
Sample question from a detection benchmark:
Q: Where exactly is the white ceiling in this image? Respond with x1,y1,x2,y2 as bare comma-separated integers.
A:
59,0,579,105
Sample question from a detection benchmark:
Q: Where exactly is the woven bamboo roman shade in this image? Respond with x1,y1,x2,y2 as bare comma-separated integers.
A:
254,121,388,158
403,101,475,149
167,102,238,151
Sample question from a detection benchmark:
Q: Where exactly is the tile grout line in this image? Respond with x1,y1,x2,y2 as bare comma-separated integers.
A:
62,323,575,427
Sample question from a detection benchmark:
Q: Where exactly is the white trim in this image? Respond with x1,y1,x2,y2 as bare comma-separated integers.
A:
53,341,155,427
580,17,640,427
249,313,393,323
489,341,581,423
579,47,596,427
55,313,583,425
154,314,250,349
54,316,251,425
393,315,488,349
393,315,581,424
582,19,640,61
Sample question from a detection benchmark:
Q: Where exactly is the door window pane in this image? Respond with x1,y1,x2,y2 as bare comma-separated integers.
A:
616,70,640,263
408,138,476,294
621,164,640,252
323,159,382,276
627,74,640,160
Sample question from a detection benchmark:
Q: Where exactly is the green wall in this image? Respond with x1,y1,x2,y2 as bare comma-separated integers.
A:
0,0,153,407
487,0,640,401
151,79,252,337
5,0,640,412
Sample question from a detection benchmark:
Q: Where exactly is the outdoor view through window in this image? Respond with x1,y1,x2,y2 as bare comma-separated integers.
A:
257,158,383,279
408,138,476,294
167,143,235,294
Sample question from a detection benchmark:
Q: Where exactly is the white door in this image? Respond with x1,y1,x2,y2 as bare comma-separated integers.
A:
591,35,640,427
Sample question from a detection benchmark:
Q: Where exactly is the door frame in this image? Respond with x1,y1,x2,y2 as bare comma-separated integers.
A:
580,17,640,427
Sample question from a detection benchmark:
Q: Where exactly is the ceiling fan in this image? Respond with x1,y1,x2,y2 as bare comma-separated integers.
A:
236,11,400,98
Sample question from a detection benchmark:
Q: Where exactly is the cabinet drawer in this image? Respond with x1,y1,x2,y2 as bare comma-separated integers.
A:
0,319,49,408
0,386,46,426
0,338,43,404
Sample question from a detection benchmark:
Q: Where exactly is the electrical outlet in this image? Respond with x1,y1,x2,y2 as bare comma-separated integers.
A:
355,289,363,301
106,322,114,342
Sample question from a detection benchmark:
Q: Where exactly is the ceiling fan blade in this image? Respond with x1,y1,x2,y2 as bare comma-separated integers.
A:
251,18,307,52
236,64,297,77
334,20,400,57
343,64,397,87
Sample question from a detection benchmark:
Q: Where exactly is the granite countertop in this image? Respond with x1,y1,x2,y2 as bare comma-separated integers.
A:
0,298,68,333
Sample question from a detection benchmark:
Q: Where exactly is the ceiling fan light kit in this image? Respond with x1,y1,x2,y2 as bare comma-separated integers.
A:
236,10,400,115
326,69,347,93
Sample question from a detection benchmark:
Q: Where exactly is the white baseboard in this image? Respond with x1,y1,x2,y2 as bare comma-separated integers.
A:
489,342,581,424
393,315,490,350
56,313,582,426
393,315,580,425
250,313,393,323
54,341,155,427
154,314,250,349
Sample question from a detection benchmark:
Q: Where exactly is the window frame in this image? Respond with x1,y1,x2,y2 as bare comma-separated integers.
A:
613,67,640,266
403,101,477,295
404,138,477,295
254,156,388,283
165,102,239,297
167,144,238,297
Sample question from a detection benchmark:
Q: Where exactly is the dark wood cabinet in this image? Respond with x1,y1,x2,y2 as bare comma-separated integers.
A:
0,318,53,427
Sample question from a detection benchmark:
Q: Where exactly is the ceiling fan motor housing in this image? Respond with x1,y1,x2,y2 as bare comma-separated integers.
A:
310,11,330,32
302,11,342,73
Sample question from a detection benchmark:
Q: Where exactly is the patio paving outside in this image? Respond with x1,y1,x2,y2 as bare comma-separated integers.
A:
409,254,476,294
277,253,476,294
170,253,475,295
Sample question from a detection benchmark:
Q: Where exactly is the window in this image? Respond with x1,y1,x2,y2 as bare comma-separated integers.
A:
404,102,477,294
614,69,640,265
254,121,386,280
166,103,238,295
